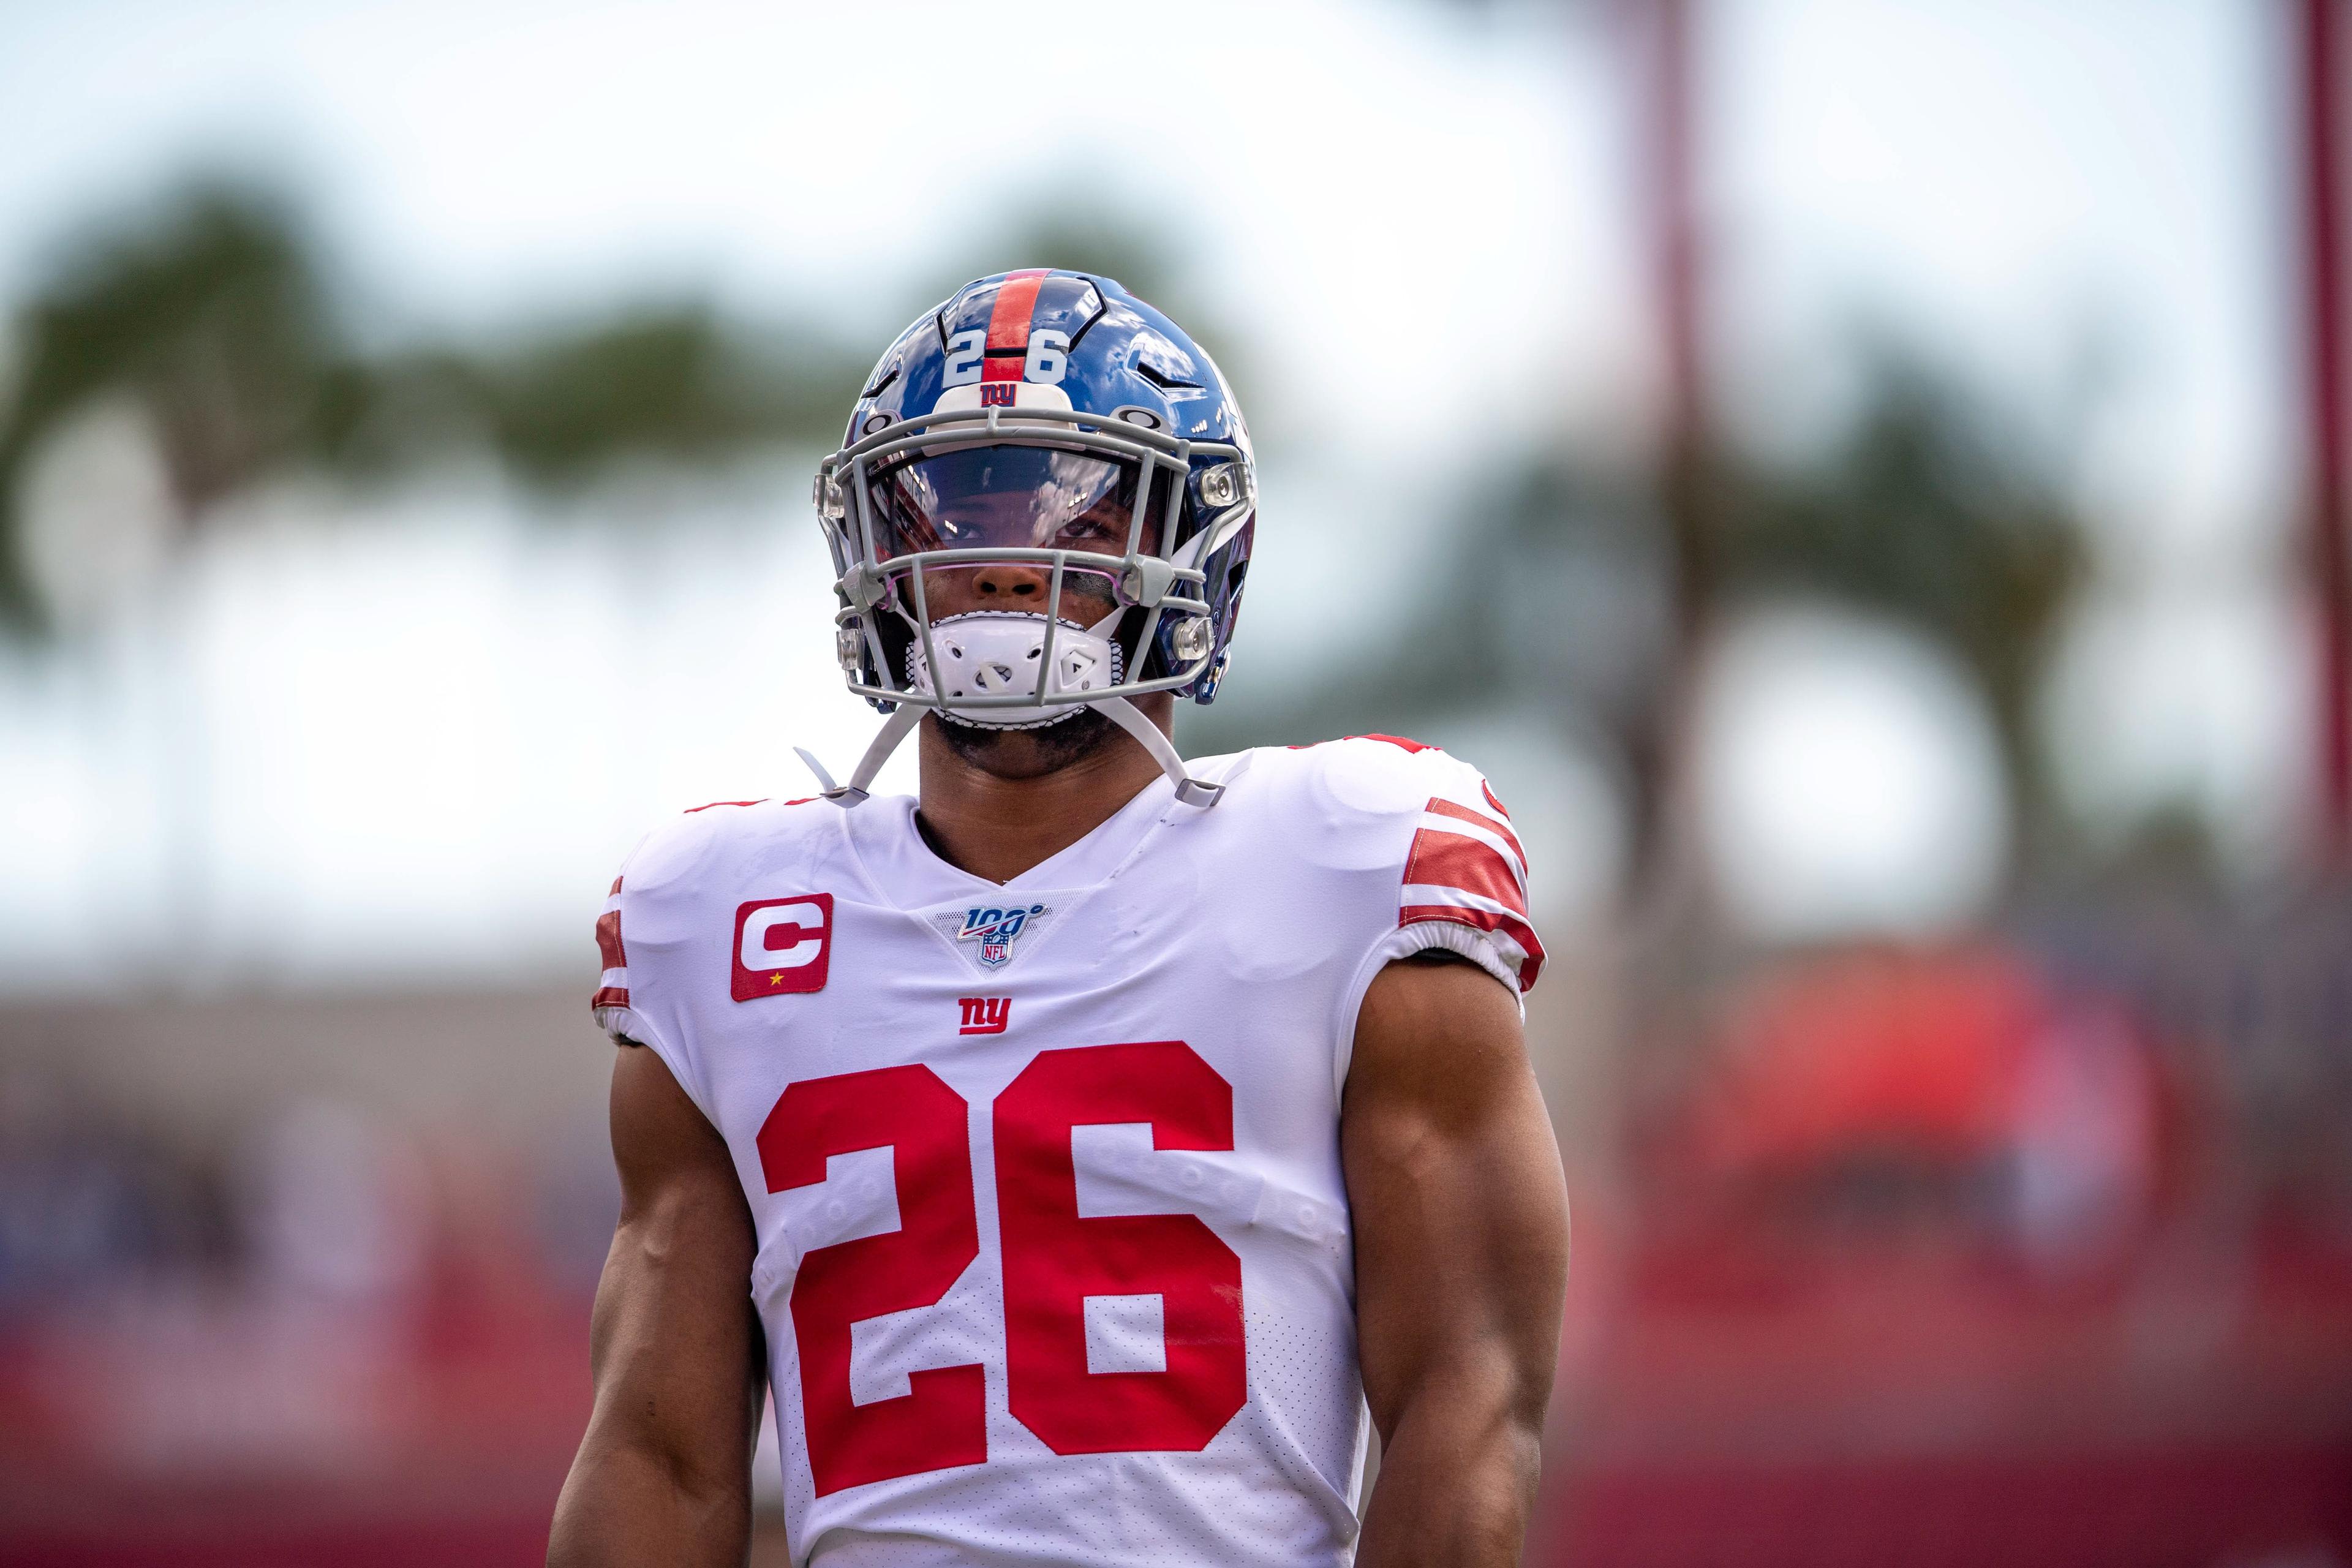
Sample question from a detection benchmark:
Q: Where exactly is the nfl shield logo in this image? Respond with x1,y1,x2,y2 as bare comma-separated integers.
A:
952,902,1046,971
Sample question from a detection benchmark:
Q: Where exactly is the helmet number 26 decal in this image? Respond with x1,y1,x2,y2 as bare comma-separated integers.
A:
941,328,1069,388
1023,329,1068,383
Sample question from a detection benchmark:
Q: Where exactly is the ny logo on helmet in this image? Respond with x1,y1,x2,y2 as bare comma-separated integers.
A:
957,903,1046,969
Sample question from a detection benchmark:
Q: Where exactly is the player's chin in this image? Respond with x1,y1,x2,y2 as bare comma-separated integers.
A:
929,706,1118,779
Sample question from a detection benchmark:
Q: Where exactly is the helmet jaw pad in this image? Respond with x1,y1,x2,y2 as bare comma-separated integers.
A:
904,610,1127,730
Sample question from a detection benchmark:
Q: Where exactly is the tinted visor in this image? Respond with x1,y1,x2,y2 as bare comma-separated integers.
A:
862,446,1154,562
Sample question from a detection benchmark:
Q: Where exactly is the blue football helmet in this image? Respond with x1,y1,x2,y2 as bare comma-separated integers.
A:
805,270,1256,807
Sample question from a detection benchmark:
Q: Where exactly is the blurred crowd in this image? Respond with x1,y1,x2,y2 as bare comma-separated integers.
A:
0,1084,614,1317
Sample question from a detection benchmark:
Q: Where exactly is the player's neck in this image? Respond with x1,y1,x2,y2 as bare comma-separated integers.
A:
913,698,1177,884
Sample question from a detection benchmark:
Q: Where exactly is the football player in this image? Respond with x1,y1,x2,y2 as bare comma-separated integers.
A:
549,271,1569,1567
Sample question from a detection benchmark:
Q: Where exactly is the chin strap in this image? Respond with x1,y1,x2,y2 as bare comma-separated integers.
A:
1096,696,1224,807
799,705,922,807
799,697,1223,810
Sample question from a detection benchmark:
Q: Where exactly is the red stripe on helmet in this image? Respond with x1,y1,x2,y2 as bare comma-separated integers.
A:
982,269,1049,382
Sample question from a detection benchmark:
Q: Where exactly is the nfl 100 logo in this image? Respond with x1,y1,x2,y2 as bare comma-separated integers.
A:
958,903,1046,968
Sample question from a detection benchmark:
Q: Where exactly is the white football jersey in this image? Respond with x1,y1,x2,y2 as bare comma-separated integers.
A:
591,736,1544,1567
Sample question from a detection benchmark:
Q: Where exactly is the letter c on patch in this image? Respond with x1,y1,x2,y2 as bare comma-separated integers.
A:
742,903,824,968
731,893,834,1000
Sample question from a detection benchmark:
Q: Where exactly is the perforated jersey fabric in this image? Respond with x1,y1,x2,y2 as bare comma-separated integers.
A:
592,737,1542,1567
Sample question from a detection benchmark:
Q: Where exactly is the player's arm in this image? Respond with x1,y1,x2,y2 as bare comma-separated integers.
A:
1343,954,1570,1567
548,1042,766,1568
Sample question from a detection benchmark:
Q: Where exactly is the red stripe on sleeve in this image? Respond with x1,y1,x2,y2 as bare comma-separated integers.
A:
1403,826,1528,916
595,909,627,971
1424,796,1528,875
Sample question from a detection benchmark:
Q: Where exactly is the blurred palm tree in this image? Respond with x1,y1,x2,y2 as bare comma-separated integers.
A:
1193,344,2088,888
328,307,862,488
0,179,873,627
0,178,1239,630
1723,353,2084,826
0,183,342,617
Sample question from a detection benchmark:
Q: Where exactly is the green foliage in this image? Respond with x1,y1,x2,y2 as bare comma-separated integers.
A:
0,179,2082,875
0,180,873,626
1193,345,2092,873
325,311,867,488
1722,352,2086,800
0,183,342,617
0,177,1245,630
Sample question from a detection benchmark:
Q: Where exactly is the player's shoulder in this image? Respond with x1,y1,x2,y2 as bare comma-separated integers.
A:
1192,734,1517,875
611,791,840,905
1215,734,1540,995
1224,733,1505,821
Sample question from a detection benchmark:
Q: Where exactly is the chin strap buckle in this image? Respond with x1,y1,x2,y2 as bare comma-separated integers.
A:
798,706,922,808
797,753,871,805
1172,776,1224,808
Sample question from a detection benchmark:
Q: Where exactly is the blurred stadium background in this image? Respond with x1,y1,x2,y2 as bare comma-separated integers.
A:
2,1,2350,1563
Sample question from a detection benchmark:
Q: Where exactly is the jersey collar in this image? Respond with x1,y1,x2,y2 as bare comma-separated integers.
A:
839,772,1178,913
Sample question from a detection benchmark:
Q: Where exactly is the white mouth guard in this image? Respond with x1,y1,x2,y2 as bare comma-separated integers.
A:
905,611,1125,729
797,609,1224,812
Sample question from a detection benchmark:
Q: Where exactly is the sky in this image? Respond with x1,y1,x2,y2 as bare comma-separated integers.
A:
0,0,2281,486
0,0,2312,989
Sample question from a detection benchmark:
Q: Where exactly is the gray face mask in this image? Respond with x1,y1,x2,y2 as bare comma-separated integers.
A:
800,406,1250,811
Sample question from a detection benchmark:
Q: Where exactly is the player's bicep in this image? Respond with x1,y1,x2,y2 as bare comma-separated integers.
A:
588,1042,764,1471
1341,957,1567,1440
551,1047,763,1565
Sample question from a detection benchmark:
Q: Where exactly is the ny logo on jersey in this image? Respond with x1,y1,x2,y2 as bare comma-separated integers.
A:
957,997,1011,1036
956,903,1046,970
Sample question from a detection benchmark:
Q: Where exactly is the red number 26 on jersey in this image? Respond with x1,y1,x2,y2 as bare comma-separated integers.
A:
755,1041,1248,1495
